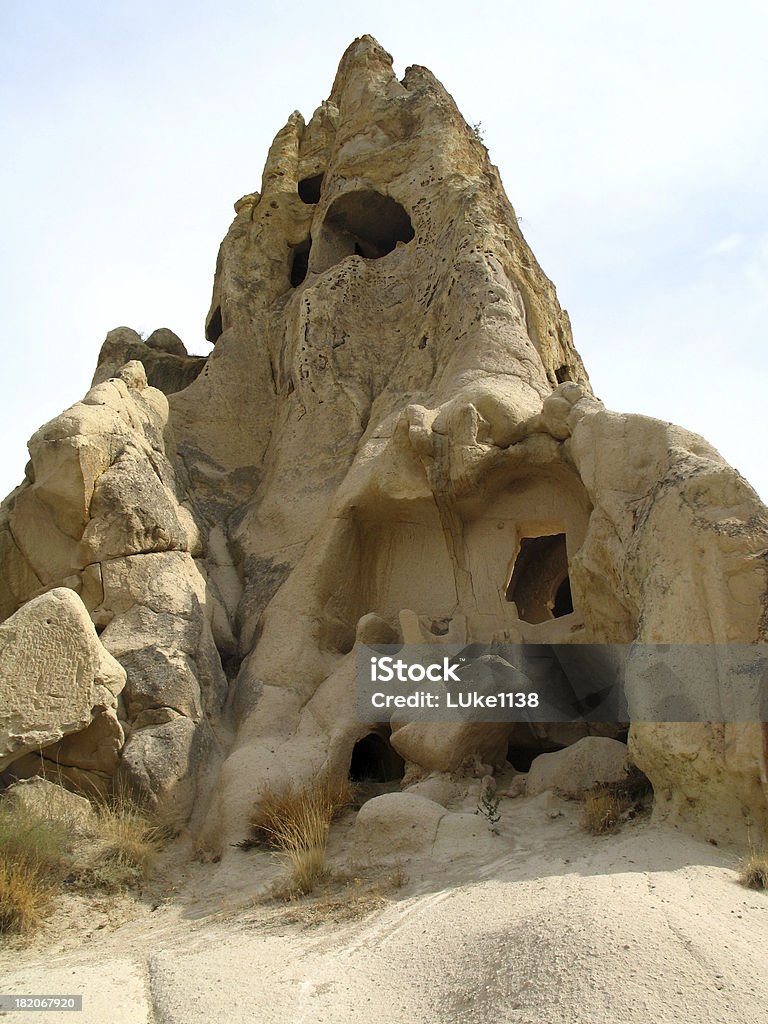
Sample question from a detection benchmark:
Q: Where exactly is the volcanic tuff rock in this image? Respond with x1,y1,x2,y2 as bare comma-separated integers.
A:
0,36,766,848
525,737,629,799
0,588,125,775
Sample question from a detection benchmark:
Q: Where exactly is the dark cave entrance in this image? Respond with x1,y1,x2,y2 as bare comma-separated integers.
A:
206,305,223,343
553,576,574,618
506,725,632,773
349,731,405,783
504,642,630,771
506,533,573,623
298,173,324,204
506,731,566,772
290,238,311,287
314,189,415,272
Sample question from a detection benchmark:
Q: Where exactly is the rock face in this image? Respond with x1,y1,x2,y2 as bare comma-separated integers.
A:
0,589,125,773
93,327,206,395
0,361,225,811
0,36,766,846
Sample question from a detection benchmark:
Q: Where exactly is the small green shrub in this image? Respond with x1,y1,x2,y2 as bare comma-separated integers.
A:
475,781,501,833
469,121,485,143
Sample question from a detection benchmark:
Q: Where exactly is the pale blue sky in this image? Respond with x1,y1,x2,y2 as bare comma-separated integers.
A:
1,1,766,500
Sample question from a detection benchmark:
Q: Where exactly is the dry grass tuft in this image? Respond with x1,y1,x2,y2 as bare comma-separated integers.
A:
267,863,410,926
582,787,627,835
0,796,71,937
0,860,54,936
582,767,653,836
738,846,768,891
77,787,165,891
0,776,173,940
248,775,355,897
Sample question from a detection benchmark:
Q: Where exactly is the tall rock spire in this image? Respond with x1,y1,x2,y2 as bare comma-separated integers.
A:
1,39,766,851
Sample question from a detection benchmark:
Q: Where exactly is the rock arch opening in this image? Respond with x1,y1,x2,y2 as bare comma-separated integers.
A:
313,189,414,273
298,173,324,204
506,533,572,624
349,731,405,783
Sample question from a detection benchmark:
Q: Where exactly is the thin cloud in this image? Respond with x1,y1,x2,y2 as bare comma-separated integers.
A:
702,234,745,259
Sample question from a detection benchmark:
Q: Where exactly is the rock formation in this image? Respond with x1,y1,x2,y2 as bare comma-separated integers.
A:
0,589,125,792
1,36,766,848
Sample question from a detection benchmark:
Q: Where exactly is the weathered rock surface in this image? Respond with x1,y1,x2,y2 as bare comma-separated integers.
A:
93,327,205,395
0,36,766,846
3,777,96,832
0,588,125,771
352,792,446,860
0,360,226,810
526,737,629,798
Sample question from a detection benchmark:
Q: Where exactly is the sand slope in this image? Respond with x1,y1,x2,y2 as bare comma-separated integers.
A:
2,798,766,1024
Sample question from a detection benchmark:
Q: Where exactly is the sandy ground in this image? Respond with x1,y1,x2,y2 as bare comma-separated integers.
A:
1,787,766,1024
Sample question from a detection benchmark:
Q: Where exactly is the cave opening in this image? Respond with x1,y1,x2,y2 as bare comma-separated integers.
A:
555,365,571,383
507,734,565,772
349,731,405,783
298,173,324,204
507,727,631,773
506,533,573,624
322,189,414,262
206,305,223,343
505,644,630,772
553,576,574,618
290,238,311,287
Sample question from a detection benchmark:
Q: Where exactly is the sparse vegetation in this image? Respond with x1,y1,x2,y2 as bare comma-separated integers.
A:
0,860,55,936
738,845,768,891
582,769,652,836
265,861,408,925
475,780,501,834
469,121,485,143
76,789,165,892
0,799,69,936
0,801,71,879
0,778,170,939
582,786,628,835
248,775,355,898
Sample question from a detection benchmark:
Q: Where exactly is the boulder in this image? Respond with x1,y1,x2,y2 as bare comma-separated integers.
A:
405,773,463,808
43,708,124,774
93,327,205,395
145,328,187,357
3,777,95,832
526,737,629,798
117,715,218,811
0,588,125,772
352,793,446,860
